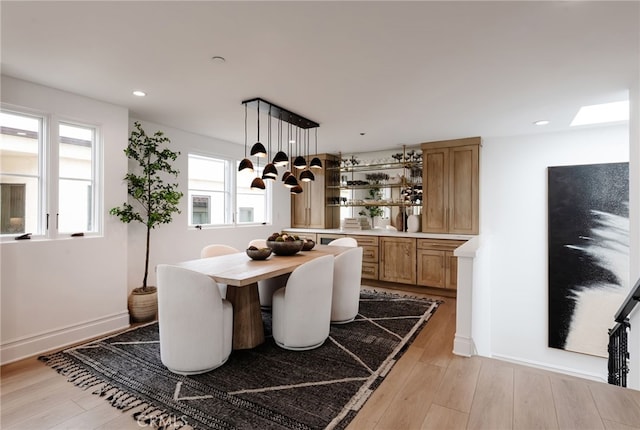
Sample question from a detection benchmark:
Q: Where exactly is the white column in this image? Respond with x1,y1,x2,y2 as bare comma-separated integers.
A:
453,237,481,356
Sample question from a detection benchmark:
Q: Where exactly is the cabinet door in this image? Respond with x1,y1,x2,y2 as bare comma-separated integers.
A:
290,185,308,227
416,249,446,288
307,169,325,228
448,144,479,234
379,237,416,284
422,148,449,233
445,251,458,289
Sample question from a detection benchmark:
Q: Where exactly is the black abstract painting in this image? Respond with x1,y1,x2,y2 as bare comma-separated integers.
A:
548,162,629,357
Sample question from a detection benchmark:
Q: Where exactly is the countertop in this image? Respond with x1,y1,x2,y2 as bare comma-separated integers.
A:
283,227,475,241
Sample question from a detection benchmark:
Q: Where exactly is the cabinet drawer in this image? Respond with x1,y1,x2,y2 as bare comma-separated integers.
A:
348,235,379,247
361,245,378,263
361,262,378,280
417,239,465,251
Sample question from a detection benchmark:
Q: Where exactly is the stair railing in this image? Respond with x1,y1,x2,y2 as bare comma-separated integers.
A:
608,277,640,387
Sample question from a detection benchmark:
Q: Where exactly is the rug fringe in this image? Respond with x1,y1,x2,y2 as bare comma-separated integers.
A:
39,353,192,429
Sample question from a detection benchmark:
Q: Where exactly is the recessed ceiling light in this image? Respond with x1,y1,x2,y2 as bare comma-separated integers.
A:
211,56,226,63
132,90,146,97
533,120,550,126
571,100,629,126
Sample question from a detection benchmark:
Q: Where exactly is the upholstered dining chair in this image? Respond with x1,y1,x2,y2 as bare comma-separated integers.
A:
272,254,334,350
248,239,290,308
156,264,233,375
328,237,358,247
331,246,364,324
199,244,239,298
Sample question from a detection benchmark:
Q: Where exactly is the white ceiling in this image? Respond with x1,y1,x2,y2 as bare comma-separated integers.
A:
1,1,638,153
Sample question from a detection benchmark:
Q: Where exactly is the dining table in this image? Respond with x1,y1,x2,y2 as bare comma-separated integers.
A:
177,244,351,350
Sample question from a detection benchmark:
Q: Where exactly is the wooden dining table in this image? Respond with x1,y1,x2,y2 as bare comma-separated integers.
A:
177,244,351,350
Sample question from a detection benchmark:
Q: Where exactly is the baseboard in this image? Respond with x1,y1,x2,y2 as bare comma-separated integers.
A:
490,353,608,383
453,335,476,357
0,312,130,365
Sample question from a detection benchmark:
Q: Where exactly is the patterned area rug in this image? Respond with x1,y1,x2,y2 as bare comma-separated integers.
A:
40,290,439,430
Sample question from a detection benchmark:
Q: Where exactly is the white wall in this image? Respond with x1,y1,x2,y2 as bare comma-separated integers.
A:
0,76,130,364
480,125,630,381
124,120,292,290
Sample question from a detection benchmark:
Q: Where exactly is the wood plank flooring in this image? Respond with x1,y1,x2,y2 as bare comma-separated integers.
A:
2,287,640,429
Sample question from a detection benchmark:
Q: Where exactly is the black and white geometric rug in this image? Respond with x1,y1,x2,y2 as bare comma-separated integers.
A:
39,290,439,430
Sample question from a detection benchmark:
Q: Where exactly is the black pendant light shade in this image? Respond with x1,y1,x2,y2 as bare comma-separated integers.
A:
290,184,303,194
250,141,267,158
273,151,289,166
310,157,323,169
282,170,292,181
239,158,254,173
300,169,315,182
250,176,266,190
284,174,299,188
263,163,278,179
293,155,307,169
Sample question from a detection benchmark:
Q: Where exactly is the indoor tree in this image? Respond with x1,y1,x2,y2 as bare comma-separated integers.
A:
110,121,183,291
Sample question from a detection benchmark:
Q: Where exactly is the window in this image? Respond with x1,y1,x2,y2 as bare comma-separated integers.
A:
0,109,100,238
1,111,44,235
236,164,269,225
188,154,230,225
187,153,270,227
58,122,97,233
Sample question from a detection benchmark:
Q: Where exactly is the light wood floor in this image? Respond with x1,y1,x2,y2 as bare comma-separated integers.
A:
2,288,640,430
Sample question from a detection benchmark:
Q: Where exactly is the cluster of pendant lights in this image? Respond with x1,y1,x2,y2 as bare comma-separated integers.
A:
239,99,323,194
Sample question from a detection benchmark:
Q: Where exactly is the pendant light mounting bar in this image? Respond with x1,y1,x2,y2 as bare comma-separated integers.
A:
242,97,319,129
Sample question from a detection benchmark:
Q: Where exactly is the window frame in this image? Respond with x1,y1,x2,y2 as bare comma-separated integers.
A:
0,105,102,241
187,152,272,229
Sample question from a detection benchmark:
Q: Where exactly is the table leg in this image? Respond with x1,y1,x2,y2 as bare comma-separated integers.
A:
225,283,265,349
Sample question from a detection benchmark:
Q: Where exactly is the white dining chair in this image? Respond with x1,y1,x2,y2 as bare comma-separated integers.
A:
272,254,334,350
247,239,289,308
157,264,233,375
199,244,239,298
328,237,358,247
331,247,363,324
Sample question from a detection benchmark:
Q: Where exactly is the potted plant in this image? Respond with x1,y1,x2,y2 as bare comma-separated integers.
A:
110,121,183,322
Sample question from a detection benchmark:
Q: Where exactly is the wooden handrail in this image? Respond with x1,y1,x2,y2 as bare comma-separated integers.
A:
614,277,640,323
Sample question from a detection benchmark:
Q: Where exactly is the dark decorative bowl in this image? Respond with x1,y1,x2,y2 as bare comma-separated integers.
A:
301,239,316,251
266,240,303,256
246,247,272,260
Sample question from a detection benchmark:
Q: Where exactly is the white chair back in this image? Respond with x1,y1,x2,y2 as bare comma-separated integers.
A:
157,265,233,374
248,239,267,249
331,247,363,323
272,254,334,350
200,244,239,258
328,237,358,247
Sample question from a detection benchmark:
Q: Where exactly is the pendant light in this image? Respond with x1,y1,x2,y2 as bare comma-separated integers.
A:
272,116,289,167
250,100,267,158
262,107,278,180
238,104,254,172
281,123,294,184
290,184,303,194
309,127,323,170
299,130,315,182
293,126,307,169
250,158,266,190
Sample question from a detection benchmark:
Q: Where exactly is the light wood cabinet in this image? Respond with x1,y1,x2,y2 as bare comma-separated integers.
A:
291,154,340,229
379,237,416,284
422,137,479,235
416,239,464,290
349,235,379,280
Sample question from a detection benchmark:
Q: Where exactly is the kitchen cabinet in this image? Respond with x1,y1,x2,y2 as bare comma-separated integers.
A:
291,154,340,228
348,235,379,280
379,237,416,284
416,239,465,290
422,137,479,235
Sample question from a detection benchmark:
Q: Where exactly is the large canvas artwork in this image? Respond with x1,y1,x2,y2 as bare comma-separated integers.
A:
548,162,629,357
